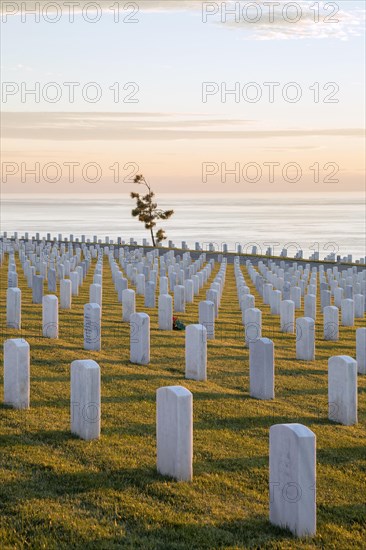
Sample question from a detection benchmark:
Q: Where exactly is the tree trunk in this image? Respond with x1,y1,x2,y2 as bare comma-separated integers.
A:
150,228,156,247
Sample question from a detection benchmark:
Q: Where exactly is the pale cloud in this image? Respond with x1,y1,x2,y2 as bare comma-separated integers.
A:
2,111,363,141
230,2,365,41
2,63,33,72
2,1,364,40
138,1,203,12
138,0,365,41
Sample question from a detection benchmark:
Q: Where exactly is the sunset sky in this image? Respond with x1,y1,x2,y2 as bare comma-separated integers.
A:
1,0,365,193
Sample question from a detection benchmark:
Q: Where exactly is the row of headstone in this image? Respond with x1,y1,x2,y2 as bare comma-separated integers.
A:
173,256,215,313
234,258,365,378
8,242,205,325
206,259,227,318
110,248,214,319
3,233,366,264
7,242,94,327
18,241,93,284
15,238,94,310
244,259,364,339
3,336,360,429
5,235,366,294
5,250,365,377
256,259,364,297
1,344,317,539
264,259,366,317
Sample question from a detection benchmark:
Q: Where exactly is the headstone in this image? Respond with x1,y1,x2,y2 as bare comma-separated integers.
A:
122,289,136,322
197,271,204,290
192,274,200,296
206,288,219,318
290,286,301,309
6,287,21,329
130,312,150,365
158,294,173,330
263,283,273,305
136,273,145,295
345,285,353,299
249,338,274,399
42,295,59,338
90,283,102,309
354,294,364,318
341,299,354,326
241,294,255,318
32,275,44,304
76,265,84,284
328,355,357,425
48,268,57,292
169,272,176,292
304,294,316,321
28,266,35,288
323,306,339,341
84,303,101,351
70,271,79,296
8,271,18,288
308,284,316,297
199,300,215,340
70,359,101,440
356,328,366,374
296,317,315,361
282,281,291,300
60,279,72,309
94,273,102,286
174,285,185,313
156,385,193,481
184,279,194,304
145,281,156,308
244,308,262,345
64,260,70,277
185,324,207,381
256,274,264,296
178,269,185,285
280,300,295,333
269,423,316,537
320,289,331,311
334,287,343,308
2,337,29,413
270,290,281,315
116,276,128,302
59,263,66,280
160,276,169,295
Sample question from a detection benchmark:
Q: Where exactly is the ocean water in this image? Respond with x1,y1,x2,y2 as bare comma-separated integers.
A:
1,193,365,260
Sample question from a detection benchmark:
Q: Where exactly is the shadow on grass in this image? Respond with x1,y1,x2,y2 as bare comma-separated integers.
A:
193,455,269,473
319,502,366,525
279,387,327,396
0,429,73,448
26,399,70,408
101,372,180,383
317,445,366,465
0,464,298,548
87,516,295,549
193,414,332,432
31,375,69,382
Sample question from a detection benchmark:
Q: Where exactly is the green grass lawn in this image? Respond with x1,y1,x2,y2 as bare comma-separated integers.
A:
0,254,365,549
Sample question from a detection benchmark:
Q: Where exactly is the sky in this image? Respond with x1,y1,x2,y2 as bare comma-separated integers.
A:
1,0,365,193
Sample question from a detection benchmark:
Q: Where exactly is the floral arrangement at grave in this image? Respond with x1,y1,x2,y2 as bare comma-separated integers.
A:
173,317,185,331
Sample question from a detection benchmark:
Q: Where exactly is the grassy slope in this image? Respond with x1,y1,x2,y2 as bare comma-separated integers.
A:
0,254,365,549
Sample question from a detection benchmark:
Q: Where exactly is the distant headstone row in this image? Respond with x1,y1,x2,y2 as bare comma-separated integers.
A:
2,233,365,263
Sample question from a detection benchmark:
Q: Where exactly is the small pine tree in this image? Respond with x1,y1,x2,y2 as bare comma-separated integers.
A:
130,175,174,247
